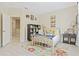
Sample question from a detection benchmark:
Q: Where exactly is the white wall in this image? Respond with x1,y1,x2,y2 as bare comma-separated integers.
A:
39,6,77,34
38,6,77,42
0,7,40,43
0,7,25,43
0,5,77,45
20,8,40,42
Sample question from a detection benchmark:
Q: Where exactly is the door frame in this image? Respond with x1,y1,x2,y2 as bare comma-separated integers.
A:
10,17,20,42
1,14,3,47
1,14,11,47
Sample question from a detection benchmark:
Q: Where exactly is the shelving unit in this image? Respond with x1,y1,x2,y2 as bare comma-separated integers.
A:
50,16,56,28
27,24,41,41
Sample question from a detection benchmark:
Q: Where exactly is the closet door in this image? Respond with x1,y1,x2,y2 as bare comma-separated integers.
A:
2,14,10,46
76,3,79,46
0,14,1,47
77,15,79,46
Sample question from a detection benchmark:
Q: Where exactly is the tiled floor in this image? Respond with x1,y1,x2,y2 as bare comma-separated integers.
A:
55,43,79,56
0,41,79,56
0,42,33,56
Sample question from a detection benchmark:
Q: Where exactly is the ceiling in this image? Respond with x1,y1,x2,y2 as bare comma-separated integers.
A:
0,2,77,14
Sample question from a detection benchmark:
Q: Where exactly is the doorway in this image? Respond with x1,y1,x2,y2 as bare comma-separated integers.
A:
11,17,20,43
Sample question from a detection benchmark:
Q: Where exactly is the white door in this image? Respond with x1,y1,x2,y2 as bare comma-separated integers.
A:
2,14,10,46
76,12,79,46
77,3,79,46
77,15,79,46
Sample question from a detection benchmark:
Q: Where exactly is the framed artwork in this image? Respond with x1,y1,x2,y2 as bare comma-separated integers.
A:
50,15,56,28
26,14,37,21
35,17,37,20
26,15,30,18
50,16,55,19
30,15,34,20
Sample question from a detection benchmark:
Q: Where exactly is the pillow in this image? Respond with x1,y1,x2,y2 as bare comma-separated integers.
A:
47,28,59,35
38,29,44,35
46,33,55,40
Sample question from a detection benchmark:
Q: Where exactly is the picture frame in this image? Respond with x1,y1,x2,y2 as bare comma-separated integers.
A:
26,15,30,18
30,15,34,20
35,17,37,20
50,15,56,28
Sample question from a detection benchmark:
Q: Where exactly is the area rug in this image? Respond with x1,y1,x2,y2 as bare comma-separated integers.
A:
54,48,68,56
24,45,53,56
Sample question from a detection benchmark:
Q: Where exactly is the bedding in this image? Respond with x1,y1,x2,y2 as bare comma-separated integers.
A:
31,35,53,47
31,27,60,47
31,35,60,47
45,28,60,47
31,35,59,48
52,35,60,47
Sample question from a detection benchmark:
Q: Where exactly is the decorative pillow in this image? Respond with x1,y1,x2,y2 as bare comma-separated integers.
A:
38,29,44,35
47,28,59,35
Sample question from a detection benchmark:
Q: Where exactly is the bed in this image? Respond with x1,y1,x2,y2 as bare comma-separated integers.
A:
46,28,60,47
31,28,60,47
31,35,53,47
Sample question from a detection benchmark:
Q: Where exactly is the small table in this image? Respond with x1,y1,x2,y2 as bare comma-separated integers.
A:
63,33,76,45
